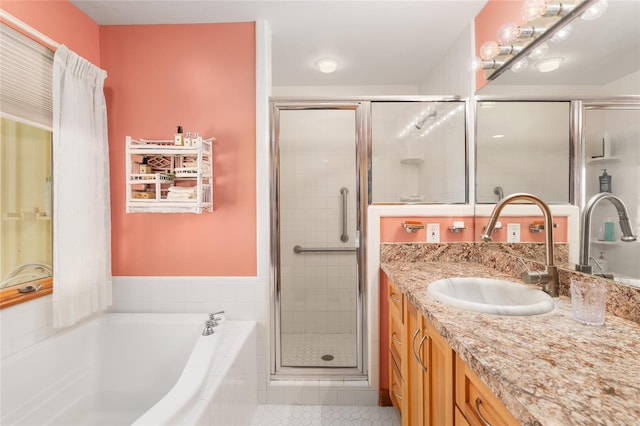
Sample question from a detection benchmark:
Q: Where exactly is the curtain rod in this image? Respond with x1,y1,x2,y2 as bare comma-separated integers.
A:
0,9,60,50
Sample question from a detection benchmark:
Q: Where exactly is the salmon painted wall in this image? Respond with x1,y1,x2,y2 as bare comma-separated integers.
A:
474,0,524,91
1,0,100,65
101,23,256,276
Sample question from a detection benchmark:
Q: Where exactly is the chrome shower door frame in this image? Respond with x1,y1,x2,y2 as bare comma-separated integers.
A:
270,100,369,379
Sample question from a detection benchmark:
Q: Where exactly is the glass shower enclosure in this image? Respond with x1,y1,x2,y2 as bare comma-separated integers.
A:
271,102,366,377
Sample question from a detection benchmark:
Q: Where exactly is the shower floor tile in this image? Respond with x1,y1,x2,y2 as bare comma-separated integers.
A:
281,333,356,367
251,405,400,426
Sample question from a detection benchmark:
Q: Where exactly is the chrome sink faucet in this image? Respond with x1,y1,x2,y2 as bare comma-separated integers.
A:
576,193,637,275
480,193,559,297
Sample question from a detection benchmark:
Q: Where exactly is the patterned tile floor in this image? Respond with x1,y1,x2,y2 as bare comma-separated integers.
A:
281,333,357,367
251,405,400,426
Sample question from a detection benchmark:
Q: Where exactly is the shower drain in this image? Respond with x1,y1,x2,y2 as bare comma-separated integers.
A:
321,354,334,361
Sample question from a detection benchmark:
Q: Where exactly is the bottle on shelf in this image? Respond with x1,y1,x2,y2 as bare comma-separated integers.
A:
599,169,612,193
139,157,153,174
604,217,615,242
184,131,192,147
174,125,184,146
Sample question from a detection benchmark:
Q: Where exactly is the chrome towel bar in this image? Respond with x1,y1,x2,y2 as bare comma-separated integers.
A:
293,245,357,253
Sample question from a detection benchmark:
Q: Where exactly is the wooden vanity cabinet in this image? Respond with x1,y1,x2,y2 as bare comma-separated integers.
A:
455,354,519,426
386,276,519,426
388,279,408,421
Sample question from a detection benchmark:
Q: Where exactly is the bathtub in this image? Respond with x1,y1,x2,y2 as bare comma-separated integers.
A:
0,313,257,426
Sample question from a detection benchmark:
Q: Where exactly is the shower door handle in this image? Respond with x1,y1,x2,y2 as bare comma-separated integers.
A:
340,187,349,242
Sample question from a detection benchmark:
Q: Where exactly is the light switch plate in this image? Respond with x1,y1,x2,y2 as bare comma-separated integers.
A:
427,223,440,243
507,223,521,243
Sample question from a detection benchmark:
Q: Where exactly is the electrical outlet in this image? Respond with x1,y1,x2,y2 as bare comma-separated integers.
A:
427,224,440,243
507,223,521,243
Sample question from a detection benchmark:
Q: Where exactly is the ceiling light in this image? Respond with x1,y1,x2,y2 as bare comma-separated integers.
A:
315,58,340,73
581,0,608,21
536,57,564,72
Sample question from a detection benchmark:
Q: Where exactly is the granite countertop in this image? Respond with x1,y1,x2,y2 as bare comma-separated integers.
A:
381,258,640,426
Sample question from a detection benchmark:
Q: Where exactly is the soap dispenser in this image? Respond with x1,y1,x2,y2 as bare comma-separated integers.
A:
596,252,608,272
599,169,612,193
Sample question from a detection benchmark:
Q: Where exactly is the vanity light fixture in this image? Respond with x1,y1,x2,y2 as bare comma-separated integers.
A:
521,0,576,22
536,57,564,72
581,0,608,21
315,57,340,74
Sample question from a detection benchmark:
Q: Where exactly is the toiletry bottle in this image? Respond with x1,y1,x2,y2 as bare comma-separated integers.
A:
193,131,202,147
599,169,611,193
604,217,615,241
174,125,184,146
184,131,192,147
597,227,605,241
597,252,608,272
139,157,153,174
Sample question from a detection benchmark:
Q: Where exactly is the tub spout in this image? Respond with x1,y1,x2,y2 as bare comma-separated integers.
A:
202,319,218,336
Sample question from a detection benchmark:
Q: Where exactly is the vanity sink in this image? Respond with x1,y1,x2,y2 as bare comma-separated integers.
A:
426,277,555,316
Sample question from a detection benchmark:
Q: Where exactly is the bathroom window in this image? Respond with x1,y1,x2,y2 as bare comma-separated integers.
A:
0,23,54,307
0,118,53,305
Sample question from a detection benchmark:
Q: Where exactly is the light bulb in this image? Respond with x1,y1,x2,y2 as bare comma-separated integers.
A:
521,0,546,21
528,42,549,60
497,22,518,44
315,58,339,73
511,58,529,73
471,56,484,71
550,23,572,43
581,0,608,21
480,41,500,60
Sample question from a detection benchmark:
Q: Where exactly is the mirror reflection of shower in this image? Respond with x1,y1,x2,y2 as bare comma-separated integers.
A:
371,101,467,204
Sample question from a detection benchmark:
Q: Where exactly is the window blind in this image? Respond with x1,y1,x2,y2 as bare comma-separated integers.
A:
0,22,53,129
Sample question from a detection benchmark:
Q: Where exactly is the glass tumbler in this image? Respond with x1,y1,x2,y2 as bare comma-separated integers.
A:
570,278,607,326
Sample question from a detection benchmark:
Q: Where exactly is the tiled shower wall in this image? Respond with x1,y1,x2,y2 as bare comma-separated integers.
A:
585,109,640,278
279,110,358,335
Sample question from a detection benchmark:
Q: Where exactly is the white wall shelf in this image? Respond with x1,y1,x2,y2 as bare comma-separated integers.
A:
125,136,214,214
587,156,620,164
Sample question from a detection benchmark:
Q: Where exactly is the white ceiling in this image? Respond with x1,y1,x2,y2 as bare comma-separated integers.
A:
69,0,488,87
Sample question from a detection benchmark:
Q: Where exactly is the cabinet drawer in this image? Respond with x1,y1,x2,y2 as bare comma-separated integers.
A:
390,355,404,413
388,280,404,324
455,355,519,426
389,310,405,369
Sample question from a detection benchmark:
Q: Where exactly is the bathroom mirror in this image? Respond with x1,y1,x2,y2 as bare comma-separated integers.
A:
473,1,640,289
477,0,640,97
475,101,571,204
370,100,466,204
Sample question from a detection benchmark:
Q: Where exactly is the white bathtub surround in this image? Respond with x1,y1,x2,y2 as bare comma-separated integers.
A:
251,404,400,426
0,313,257,426
52,46,112,328
109,276,272,405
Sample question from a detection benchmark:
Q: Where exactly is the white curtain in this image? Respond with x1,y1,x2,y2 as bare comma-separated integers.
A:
52,45,111,328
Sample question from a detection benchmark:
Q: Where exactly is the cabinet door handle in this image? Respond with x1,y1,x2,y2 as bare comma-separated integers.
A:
474,397,493,426
392,332,402,345
411,328,420,360
416,335,428,373
391,382,403,400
